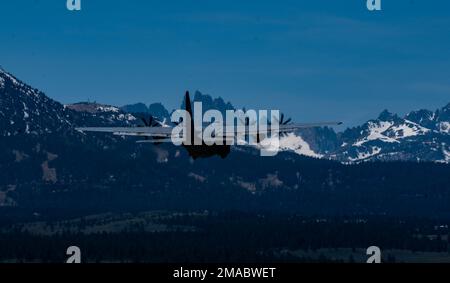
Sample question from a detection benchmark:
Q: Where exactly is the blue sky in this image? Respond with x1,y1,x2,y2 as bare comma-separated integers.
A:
1,0,450,127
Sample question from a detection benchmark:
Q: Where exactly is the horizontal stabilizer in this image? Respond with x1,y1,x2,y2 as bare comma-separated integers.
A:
136,139,173,144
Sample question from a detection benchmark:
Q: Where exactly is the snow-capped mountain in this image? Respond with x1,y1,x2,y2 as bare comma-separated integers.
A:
0,68,138,139
288,107,450,163
1,68,450,216
1,68,449,163
119,89,450,163
0,68,73,137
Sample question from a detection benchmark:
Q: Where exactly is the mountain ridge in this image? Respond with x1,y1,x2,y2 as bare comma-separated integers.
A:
1,68,449,164
1,68,450,218
117,97,450,163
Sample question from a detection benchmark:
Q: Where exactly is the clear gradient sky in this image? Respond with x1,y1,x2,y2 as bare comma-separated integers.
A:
1,0,450,127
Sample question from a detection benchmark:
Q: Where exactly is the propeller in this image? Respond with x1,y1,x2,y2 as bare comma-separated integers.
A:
134,113,162,141
269,112,292,137
135,113,161,128
272,113,292,126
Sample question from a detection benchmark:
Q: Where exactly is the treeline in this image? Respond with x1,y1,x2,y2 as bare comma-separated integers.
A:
0,213,448,263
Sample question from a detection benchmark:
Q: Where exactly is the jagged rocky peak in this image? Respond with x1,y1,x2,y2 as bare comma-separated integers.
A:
436,104,450,134
148,103,170,120
120,102,170,120
377,109,399,122
405,109,436,128
1,67,449,163
436,103,450,122
182,91,235,114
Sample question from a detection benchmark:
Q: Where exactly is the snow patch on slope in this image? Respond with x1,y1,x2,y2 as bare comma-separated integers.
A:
348,146,382,162
270,133,323,158
1,71,20,86
0,70,40,97
22,102,29,119
354,120,429,147
281,134,323,158
97,106,120,113
439,122,450,134
390,120,430,138
260,133,323,158
354,121,398,146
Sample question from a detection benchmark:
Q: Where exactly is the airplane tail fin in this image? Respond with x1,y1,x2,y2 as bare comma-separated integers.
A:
184,91,193,117
184,91,195,144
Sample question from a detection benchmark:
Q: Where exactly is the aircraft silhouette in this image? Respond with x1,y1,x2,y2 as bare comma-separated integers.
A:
77,91,342,159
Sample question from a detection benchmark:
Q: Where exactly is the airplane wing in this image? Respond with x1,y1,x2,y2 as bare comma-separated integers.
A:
75,127,174,137
277,121,343,132
224,121,343,136
76,121,342,139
